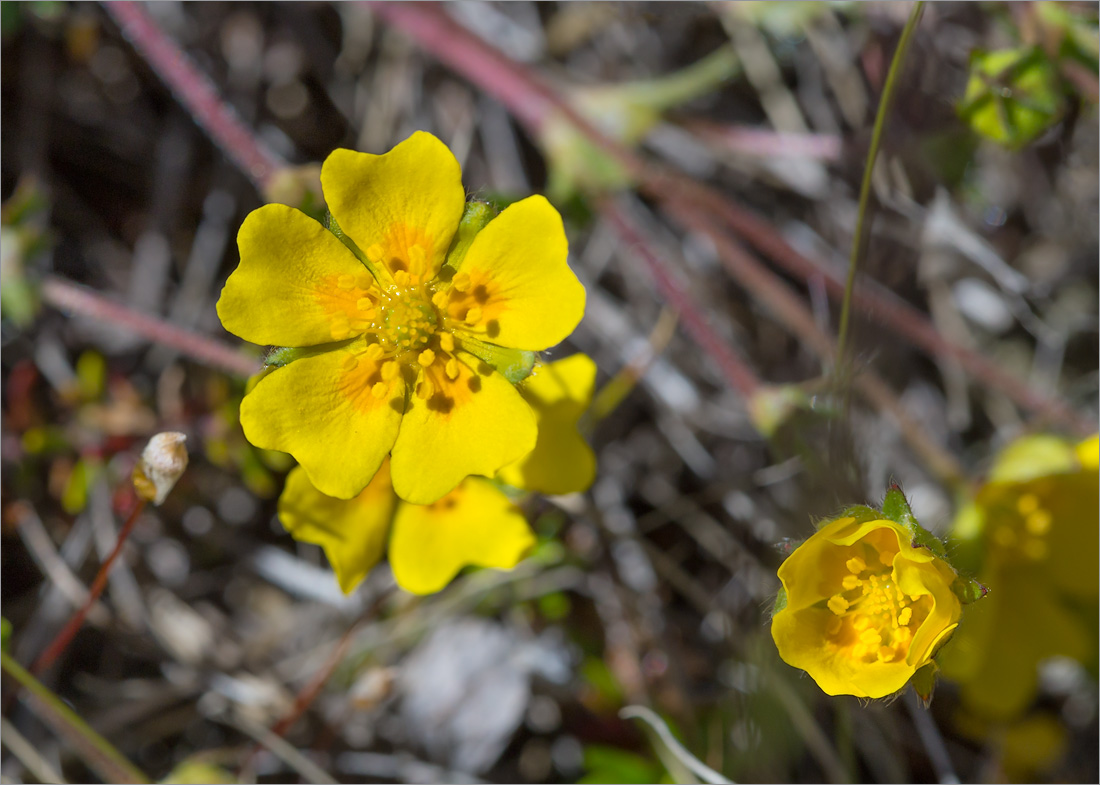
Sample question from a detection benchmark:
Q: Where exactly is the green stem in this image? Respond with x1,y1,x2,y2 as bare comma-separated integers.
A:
1,651,149,784
835,1,926,373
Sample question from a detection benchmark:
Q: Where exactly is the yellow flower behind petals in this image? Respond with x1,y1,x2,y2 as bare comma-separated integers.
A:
278,460,535,596
939,434,1098,720
772,516,962,699
497,354,598,495
217,132,586,504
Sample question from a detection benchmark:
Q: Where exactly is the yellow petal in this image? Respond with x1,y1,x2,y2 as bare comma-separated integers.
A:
443,195,584,350
497,354,597,494
240,340,404,499
217,204,378,346
389,351,536,504
321,133,465,282
388,477,535,594
277,463,396,594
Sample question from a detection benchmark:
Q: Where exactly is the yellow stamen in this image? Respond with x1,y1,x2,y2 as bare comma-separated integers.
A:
356,272,374,290
877,646,895,663
393,270,410,287
842,575,862,591
445,358,460,380
897,607,912,626
418,349,436,368
859,628,882,646
465,307,482,325
366,244,384,263
439,332,455,352
1025,510,1052,536
357,297,374,311
365,343,384,361
452,271,471,292
432,291,449,310
381,361,399,381
1017,493,1040,515
846,557,866,574
827,595,850,616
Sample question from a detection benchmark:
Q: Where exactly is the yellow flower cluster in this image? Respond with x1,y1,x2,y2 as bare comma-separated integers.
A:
218,132,586,506
771,493,969,699
217,134,595,594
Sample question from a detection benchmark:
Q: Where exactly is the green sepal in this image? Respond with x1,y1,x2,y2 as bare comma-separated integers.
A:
836,505,882,525
772,586,788,616
910,661,938,708
460,336,537,384
882,483,947,558
950,574,989,605
440,200,497,275
263,340,355,369
323,211,386,281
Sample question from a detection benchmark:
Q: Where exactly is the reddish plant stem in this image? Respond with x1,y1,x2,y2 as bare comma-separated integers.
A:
370,1,1089,435
600,199,761,399
32,500,147,675
240,595,387,777
41,276,260,378
104,1,285,190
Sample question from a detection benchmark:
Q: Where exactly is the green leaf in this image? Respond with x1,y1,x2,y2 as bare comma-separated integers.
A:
958,46,1064,149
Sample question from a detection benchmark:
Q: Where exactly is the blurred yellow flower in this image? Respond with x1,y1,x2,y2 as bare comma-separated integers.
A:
278,459,535,595
217,132,585,504
772,516,963,699
939,434,1099,720
497,353,598,495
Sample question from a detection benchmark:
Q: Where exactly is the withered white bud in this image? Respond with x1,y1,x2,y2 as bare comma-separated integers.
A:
133,432,188,505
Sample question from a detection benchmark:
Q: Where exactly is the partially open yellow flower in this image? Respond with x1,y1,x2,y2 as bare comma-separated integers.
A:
497,353,598,495
217,132,585,504
278,459,535,595
939,435,1098,720
772,516,963,698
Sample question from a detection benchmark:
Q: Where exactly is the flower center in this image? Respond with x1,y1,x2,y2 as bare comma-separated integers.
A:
376,286,438,355
824,552,931,665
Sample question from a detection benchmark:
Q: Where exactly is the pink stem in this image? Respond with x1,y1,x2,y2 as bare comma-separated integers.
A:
600,199,761,399
104,1,285,190
41,276,259,378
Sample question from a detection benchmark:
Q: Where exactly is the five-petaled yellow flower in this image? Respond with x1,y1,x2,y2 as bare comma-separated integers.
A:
277,354,598,595
772,516,962,699
939,435,1098,720
217,132,585,504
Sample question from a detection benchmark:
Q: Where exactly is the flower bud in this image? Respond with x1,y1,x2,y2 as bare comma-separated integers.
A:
132,432,188,505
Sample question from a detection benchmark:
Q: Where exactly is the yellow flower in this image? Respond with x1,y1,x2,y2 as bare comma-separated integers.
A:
497,353,598,495
217,132,586,504
278,458,535,595
772,516,963,699
939,435,1098,720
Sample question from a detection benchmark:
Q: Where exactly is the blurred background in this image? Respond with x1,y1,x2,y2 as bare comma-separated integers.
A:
2,2,1097,783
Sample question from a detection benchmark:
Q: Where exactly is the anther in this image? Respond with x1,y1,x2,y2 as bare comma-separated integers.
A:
842,575,862,591
452,272,471,292
445,358,460,380
365,343,384,360
381,361,399,381
465,307,482,325
432,291,449,310
418,349,436,368
393,270,410,287
1025,510,1052,536
357,297,374,311
846,557,866,574
366,244,384,263
828,595,850,616
877,646,895,663
897,607,912,626
439,333,455,352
